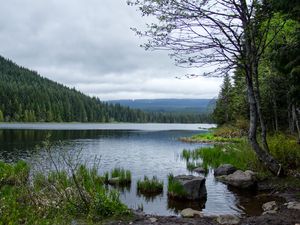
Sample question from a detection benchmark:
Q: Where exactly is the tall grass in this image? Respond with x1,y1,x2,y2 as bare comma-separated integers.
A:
137,176,163,194
105,168,132,185
0,161,130,224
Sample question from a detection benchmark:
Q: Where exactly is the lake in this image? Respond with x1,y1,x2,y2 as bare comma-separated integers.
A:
0,123,266,216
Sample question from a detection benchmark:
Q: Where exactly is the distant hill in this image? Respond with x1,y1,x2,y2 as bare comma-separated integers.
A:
0,56,213,123
0,56,149,122
108,99,216,114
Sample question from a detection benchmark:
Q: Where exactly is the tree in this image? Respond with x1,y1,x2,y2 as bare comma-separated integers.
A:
0,109,4,122
213,74,234,124
128,0,285,175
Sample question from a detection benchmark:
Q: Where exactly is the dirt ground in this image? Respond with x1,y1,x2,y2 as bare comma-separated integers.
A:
104,187,300,225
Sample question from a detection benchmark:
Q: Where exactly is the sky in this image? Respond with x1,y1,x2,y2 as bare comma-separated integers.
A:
0,0,222,100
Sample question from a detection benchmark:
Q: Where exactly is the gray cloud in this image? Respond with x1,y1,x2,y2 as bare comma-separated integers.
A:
0,0,222,100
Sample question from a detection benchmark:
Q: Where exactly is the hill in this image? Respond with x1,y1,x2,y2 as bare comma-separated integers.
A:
0,56,149,122
0,56,213,123
108,99,216,113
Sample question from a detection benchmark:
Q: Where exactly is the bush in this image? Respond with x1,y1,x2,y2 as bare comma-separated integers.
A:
137,176,163,194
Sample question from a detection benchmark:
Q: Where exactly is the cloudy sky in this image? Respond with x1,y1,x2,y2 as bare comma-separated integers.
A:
0,0,222,100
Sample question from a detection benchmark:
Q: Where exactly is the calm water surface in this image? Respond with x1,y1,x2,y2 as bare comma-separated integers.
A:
0,123,266,216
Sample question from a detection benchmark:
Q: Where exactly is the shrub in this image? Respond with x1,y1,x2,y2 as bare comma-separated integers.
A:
137,176,163,194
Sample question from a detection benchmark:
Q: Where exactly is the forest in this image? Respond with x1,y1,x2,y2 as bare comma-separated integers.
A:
0,56,211,123
212,0,300,141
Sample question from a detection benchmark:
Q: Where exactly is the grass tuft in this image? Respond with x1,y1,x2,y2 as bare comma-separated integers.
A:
167,174,188,199
137,176,163,195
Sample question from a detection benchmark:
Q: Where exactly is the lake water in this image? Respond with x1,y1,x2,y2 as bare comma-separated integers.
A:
0,123,267,216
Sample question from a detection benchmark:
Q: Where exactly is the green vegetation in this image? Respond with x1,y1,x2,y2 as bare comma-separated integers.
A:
182,133,300,176
137,176,163,194
167,174,188,199
105,168,132,186
0,161,130,224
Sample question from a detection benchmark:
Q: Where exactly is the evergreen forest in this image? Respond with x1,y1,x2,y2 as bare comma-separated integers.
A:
0,56,210,123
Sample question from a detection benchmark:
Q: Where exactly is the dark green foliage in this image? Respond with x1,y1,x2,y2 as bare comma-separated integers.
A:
137,176,163,194
213,75,235,125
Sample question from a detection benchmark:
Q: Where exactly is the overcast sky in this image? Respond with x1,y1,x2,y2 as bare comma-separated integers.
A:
0,0,222,100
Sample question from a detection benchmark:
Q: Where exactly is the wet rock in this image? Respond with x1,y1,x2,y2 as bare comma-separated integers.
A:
108,177,120,185
217,170,256,189
149,217,157,223
217,215,240,224
285,202,300,210
180,208,203,218
262,210,277,215
262,201,278,212
173,175,207,200
193,167,206,173
214,164,237,176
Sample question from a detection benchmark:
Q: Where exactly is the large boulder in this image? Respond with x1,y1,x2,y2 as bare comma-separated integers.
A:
173,175,207,200
217,170,256,189
214,164,237,176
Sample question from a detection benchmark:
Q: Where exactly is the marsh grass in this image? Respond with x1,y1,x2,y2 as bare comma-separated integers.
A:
167,174,188,199
105,168,132,186
189,132,242,143
137,176,163,195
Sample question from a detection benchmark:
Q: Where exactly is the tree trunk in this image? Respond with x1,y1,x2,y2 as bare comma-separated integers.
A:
246,73,284,176
292,105,300,143
253,63,270,152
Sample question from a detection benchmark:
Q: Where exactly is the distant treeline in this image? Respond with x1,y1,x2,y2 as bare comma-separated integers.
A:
0,56,212,123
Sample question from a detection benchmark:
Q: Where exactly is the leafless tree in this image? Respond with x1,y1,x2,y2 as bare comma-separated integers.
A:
128,0,285,175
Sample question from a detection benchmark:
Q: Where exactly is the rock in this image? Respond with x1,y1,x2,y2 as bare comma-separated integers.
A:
108,177,120,185
285,202,300,210
214,164,237,176
262,210,277,215
217,215,240,224
180,208,203,218
193,167,206,173
262,201,278,212
149,217,157,223
217,170,256,189
173,175,207,200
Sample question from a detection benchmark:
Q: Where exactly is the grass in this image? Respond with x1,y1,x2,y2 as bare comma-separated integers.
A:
0,161,131,225
180,124,247,144
105,168,132,186
167,174,188,199
137,176,163,195
182,132,300,179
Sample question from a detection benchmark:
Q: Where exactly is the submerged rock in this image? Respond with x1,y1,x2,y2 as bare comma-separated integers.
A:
217,170,256,189
172,175,207,200
217,215,240,224
180,208,203,218
214,164,237,176
193,167,206,173
108,177,120,185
